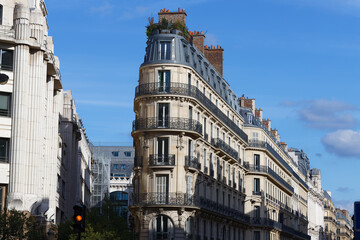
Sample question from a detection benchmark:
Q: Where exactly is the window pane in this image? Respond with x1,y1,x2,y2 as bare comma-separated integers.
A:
0,93,10,116
1,50,13,71
0,138,9,162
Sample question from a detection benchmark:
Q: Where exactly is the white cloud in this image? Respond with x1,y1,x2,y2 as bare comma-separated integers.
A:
90,1,114,14
283,99,358,130
322,129,360,158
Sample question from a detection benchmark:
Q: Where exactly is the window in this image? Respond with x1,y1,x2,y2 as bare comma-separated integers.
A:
0,92,11,117
254,206,260,219
0,138,9,163
112,151,119,157
252,132,259,142
0,49,13,71
124,151,131,157
254,154,260,170
113,164,119,169
158,70,170,92
253,231,260,240
254,178,260,195
121,164,126,170
0,5,3,25
157,138,169,163
0,185,4,211
152,215,174,240
158,103,169,127
156,175,169,204
159,41,171,60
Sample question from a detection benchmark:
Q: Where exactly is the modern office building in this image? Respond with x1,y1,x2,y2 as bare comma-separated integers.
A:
0,0,92,225
130,8,311,240
92,146,134,217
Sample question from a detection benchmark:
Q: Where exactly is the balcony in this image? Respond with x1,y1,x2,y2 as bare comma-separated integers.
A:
246,164,294,194
132,192,250,224
149,154,175,167
211,138,239,160
185,156,201,170
133,117,202,135
135,83,248,143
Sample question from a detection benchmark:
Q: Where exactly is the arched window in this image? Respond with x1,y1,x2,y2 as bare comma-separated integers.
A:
151,215,174,240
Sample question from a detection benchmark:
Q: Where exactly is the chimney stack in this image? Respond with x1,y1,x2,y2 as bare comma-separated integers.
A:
262,119,271,131
158,8,187,25
280,142,287,151
271,128,280,142
204,45,224,76
239,96,255,115
192,31,205,54
255,108,263,120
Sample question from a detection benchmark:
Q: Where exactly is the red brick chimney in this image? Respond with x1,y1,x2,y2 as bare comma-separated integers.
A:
255,108,263,120
262,119,271,131
271,128,280,142
191,31,205,54
158,8,187,25
204,45,224,76
239,96,255,115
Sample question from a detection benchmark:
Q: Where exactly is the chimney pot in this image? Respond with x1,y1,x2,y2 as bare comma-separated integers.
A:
178,8,181,12
182,9,185,12
201,31,203,34
217,45,219,49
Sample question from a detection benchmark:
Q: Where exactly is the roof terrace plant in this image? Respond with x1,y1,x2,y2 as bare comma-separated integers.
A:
146,17,191,41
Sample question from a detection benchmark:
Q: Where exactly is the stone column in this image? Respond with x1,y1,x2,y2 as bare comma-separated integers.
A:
7,4,33,211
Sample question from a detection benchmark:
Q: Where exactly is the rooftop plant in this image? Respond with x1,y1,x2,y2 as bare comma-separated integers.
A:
146,17,191,41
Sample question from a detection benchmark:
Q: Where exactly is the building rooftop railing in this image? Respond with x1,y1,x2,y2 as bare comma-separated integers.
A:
135,83,248,143
133,117,202,135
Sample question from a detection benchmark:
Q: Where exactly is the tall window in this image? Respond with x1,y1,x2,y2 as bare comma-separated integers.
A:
0,138,9,163
0,49,13,71
157,138,169,163
254,154,260,170
158,103,169,127
186,175,192,196
156,175,169,204
159,41,171,60
0,92,11,117
253,230,260,240
153,215,173,240
158,70,170,92
252,132,259,142
254,178,260,195
189,106,193,120
254,206,260,219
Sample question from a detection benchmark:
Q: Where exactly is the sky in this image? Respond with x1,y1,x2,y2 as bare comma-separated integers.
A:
46,0,360,214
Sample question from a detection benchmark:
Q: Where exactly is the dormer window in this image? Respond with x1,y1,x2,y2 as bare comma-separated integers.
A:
160,41,171,60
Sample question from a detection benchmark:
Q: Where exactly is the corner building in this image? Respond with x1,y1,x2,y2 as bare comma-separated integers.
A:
131,9,311,240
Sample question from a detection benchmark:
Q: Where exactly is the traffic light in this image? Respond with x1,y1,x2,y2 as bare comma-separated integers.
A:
73,204,86,233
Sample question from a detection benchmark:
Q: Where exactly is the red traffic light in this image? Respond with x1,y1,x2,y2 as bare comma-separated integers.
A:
75,215,82,222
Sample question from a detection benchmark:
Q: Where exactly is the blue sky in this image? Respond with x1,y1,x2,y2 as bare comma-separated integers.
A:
46,0,360,213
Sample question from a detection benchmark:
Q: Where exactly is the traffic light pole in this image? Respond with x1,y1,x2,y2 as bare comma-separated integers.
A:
77,232,81,240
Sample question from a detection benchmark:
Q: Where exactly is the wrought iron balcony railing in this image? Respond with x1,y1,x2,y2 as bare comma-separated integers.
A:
132,192,250,223
135,83,248,143
211,138,239,160
133,117,202,135
185,156,201,170
246,164,294,193
149,154,175,166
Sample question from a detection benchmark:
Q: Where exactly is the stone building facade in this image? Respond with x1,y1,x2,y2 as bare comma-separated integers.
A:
130,8,311,240
0,0,91,225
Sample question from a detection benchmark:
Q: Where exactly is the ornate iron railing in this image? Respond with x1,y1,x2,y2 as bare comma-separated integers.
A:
246,164,294,193
211,138,239,160
149,154,175,166
135,83,248,143
132,117,202,135
185,156,201,170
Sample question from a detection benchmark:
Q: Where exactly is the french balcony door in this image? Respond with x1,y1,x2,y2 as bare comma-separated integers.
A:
158,70,170,93
157,138,169,165
158,103,169,128
156,175,169,204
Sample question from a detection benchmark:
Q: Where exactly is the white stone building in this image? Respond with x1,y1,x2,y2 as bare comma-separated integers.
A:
0,0,92,225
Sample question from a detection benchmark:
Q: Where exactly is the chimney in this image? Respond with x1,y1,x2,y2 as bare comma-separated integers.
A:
204,45,224,76
239,96,255,115
280,142,287,151
255,108,263,120
271,128,280,142
158,8,187,25
262,119,271,131
192,31,205,54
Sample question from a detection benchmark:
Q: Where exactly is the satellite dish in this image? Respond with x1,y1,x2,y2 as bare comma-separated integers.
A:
0,73,9,85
